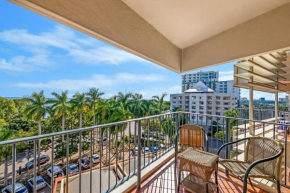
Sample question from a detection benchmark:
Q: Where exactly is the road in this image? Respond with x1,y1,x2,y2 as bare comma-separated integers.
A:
0,148,52,179
0,122,142,192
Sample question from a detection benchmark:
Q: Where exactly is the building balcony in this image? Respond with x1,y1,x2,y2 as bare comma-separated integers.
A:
0,112,289,193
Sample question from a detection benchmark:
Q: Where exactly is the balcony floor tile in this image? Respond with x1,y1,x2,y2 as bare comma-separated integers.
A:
129,160,289,193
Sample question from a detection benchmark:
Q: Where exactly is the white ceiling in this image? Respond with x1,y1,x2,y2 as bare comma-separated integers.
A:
123,0,290,49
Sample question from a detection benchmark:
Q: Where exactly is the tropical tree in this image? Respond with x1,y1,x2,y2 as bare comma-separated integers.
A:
0,97,17,128
24,91,49,135
172,107,182,112
111,102,133,123
70,93,88,128
279,104,288,111
47,91,70,140
114,92,132,110
242,103,249,108
86,88,104,125
129,93,144,117
224,107,239,119
152,93,168,114
215,108,239,140
259,102,266,108
95,99,112,124
0,129,16,186
24,91,49,171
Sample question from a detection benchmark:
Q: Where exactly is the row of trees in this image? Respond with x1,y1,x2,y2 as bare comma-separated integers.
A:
0,89,170,185
0,89,169,135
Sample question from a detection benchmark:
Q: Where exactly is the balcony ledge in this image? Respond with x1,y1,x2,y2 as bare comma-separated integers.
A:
111,149,175,193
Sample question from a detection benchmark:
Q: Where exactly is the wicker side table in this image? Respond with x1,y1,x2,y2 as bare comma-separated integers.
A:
177,147,219,193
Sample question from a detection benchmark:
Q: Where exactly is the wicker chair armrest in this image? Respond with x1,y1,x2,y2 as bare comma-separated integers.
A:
244,144,283,181
217,137,250,156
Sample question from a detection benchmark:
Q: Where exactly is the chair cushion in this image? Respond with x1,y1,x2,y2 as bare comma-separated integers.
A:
219,159,274,179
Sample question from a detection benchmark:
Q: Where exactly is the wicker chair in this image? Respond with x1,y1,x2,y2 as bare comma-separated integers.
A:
175,124,217,193
217,137,284,193
175,124,208,153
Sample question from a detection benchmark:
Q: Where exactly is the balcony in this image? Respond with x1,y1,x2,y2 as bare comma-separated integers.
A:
0,112,289,193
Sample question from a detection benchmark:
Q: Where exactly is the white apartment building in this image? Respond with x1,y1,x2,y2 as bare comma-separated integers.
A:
181,71,240,101
171,81,237,122
216,80,240,100
181,71,219,92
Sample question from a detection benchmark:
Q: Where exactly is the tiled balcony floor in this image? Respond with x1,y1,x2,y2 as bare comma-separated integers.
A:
130,160,290,193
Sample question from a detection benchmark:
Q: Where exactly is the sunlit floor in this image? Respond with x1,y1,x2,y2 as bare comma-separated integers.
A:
130,160,289,193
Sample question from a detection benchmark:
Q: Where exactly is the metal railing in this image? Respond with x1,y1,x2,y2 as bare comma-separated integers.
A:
0,112,289,193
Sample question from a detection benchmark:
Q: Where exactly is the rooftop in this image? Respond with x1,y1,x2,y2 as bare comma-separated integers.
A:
184,81,214,93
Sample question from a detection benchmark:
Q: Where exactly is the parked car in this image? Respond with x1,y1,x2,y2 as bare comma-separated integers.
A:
25,155,50,169
150,146,158,153
77,157,90,169
142,131,154,138
92,154,100,164
63,163,79,175
1,183,28,193
131,147,139,156
159,144,166,149
27,176,46,191
142,147,150,154
47,166,64,179
153,132,165,139
25,160,34,169
96,137,108,146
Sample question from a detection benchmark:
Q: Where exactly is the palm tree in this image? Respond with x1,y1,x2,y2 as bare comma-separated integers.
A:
141,99,155,116
70,93,88,128
129,93,144,117
172,107,183,112
86,88,104,125
47,91,70,141
24,90,49,172
242,103,249,108
224,107,239,128
0,129,16,186
114,92,132,110
95,99,112,124
152,93,168,114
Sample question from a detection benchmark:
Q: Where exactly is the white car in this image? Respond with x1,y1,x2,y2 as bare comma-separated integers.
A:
1,183,28,193
142,147,150,154
27,176,46,191
132,147,139,156
47,166,64,179
92,154,100,164
160,144,166,149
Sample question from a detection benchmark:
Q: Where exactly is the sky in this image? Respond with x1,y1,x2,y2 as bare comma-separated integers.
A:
0,1,285,100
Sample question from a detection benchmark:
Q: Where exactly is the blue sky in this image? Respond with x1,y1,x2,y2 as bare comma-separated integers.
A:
0,1,284,100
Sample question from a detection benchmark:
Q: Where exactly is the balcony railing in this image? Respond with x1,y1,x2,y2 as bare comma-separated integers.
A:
0,112,289,193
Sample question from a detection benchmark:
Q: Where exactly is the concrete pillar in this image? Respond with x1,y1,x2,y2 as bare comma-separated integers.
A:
275,91,278,122
249,67,254,135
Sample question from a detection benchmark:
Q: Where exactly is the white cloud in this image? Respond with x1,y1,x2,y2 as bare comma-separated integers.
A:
168,85,181,94
68,47,144,65
9,73,166,92
0,26,147,73
219,70,233,81
137,85,181,100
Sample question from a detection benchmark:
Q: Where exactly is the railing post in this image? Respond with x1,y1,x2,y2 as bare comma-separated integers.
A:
175,113,179,176
225,117,231,176
175,113,179,160
137,120,142,190
12,144,16,193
